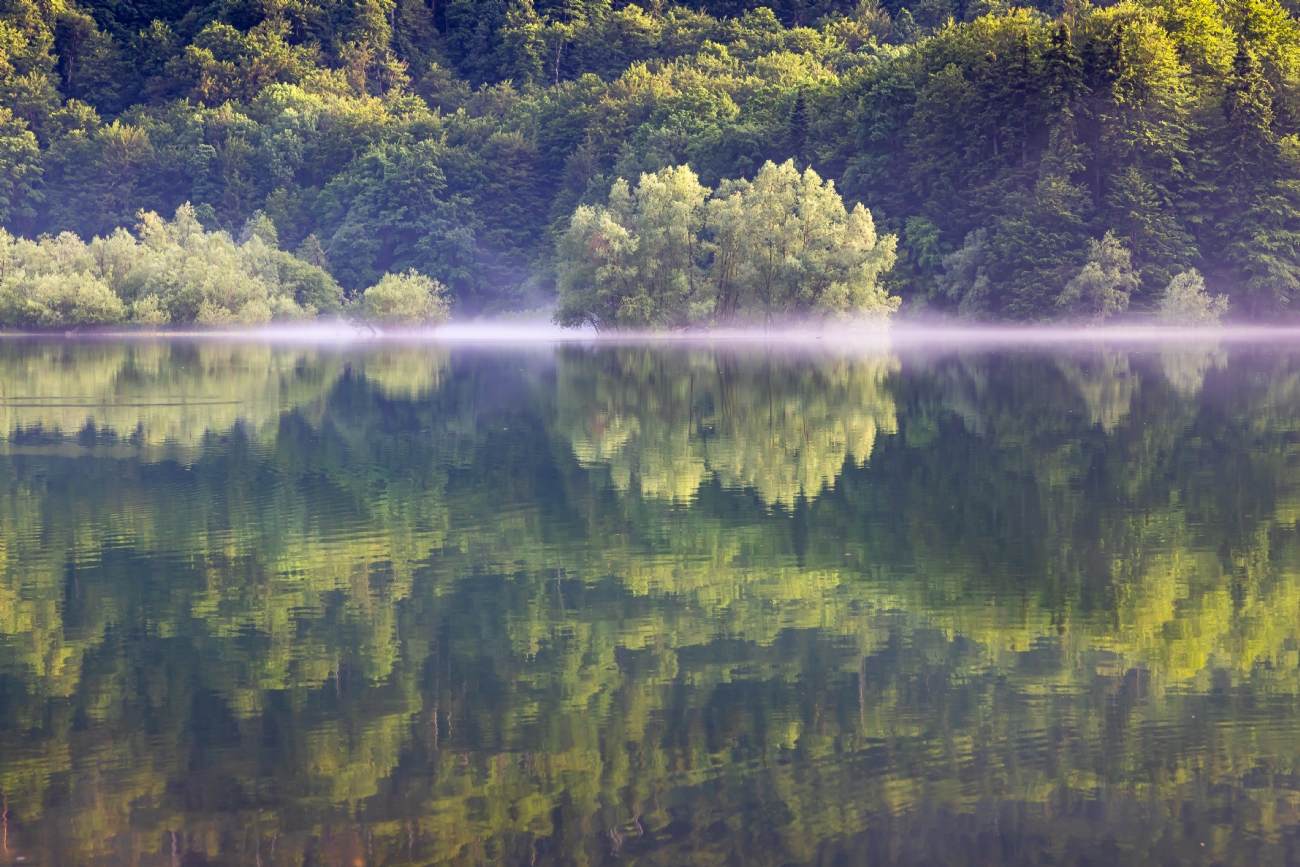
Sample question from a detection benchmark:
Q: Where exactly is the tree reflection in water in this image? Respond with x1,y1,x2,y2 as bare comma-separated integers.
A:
0,340,1298,865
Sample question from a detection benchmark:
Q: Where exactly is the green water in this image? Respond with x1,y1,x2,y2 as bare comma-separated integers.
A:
0,337,1298,866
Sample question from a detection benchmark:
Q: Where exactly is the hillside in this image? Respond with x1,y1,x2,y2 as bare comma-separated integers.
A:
1,0,1298,320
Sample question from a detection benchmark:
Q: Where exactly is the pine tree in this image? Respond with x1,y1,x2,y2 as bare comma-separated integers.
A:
1042,22,1082,113
1004,29,1036,168
891,8,920,43
1221,41,1276,201
0,108,42,230
788,88,809,166
1213,41,1300,314
499,0,546,86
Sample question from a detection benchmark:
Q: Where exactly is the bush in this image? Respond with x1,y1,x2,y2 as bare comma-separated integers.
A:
1055,232,1139,323
0,204,342,329
352,270,451,326
131,294,169,327
1158,270,1229,326
0,270,126,327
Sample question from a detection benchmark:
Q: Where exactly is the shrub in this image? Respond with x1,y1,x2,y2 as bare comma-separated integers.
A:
0,270,126,327
1158,270,1229,325
352,270,451,326
0,204,341,329
131,294,169,326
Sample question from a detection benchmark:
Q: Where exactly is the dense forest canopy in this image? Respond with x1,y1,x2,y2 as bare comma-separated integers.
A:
4,0,1300,320
1,341,1300,863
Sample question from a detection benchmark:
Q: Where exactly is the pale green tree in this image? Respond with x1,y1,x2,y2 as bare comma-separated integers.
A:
352,269,451,326
710,160,899,324
554,194,639,329
1158,269,1229,325
555,164,710,330
1056,231,1140,322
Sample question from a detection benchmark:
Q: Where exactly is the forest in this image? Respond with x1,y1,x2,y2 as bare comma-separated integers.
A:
1,0,1298,322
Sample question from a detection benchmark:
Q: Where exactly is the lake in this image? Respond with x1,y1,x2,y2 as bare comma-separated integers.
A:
0,335,1297,866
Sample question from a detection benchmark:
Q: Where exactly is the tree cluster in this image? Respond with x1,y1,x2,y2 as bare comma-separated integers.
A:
0,203,448,326
555,159,898,328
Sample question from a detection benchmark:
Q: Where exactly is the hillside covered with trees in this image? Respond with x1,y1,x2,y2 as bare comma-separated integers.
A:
2,0,1299,321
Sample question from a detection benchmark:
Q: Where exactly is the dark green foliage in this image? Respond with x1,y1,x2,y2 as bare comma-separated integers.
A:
4,0,1300,318
788,85,808,161
0,107,41,228
4,343,1300,862
316,140,480,294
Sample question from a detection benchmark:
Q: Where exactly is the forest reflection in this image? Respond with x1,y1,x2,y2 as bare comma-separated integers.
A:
556,346,898,505
1,340,1300,866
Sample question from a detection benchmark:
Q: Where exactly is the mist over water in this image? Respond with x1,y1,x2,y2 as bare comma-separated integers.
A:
0,334,1298,865
46,320,1300,347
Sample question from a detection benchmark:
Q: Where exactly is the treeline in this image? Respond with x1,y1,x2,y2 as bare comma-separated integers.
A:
3,0,1300,318
0,204,449,325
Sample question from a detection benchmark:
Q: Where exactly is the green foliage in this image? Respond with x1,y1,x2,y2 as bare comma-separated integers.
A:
0,202,344,328
1158,268,1230,324
0,263,125,325
934,228,990,317
1056,230,1141,322
555,163,710,328
556,159,899,329
2,0,1300,318
317,140,480,296
0,106,39,227
3,343,1300,863
711,158,900,322
352,268,452,324
165,21,319,104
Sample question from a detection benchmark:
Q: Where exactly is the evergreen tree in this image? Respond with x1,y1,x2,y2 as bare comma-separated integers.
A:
1214,40,1300,313
1221,41,1276,202
788,87,809,164
1042,22,1082,112
0,107,40,229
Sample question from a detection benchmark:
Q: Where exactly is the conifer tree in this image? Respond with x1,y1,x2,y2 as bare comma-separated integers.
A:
788,88,809,164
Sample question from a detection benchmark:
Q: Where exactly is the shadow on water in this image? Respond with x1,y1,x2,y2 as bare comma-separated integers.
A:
1,334,1300,864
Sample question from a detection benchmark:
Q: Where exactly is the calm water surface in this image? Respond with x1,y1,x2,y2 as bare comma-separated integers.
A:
0,337,1297,865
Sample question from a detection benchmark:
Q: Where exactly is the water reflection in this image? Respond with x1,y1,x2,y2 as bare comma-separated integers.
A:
556,346,898,505
0,342,452,454
1,340,1300,865
1159,343,1228,396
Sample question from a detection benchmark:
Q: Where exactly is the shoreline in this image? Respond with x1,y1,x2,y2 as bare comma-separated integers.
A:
1,322,1298,345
